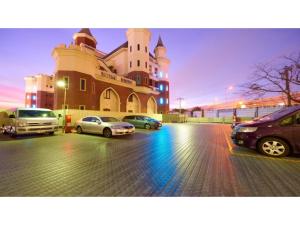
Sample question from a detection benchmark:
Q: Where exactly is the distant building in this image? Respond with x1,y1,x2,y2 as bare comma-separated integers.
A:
24,74,54,109
24,28,170,114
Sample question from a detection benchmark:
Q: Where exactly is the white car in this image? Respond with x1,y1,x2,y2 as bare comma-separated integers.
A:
75,116,135,138
3,108,59,137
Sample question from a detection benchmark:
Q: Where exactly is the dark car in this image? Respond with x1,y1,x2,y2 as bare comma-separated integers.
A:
122,115,162,129
231,105,300,157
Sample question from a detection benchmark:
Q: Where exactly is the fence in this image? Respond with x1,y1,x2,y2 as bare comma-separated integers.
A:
201,106,284,119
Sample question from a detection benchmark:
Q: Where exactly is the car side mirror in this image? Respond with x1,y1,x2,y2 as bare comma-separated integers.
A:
97,121,101,125
9,114,15,118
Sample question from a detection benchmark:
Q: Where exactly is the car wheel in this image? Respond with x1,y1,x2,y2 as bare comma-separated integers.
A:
77,126,83,134
144,123,151,130
103,128,112,138
258,137,290,157
9,128,16,138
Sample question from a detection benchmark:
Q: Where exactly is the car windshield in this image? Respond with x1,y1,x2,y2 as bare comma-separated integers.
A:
18,110,56,118
256,107,297,121
100,117,119,122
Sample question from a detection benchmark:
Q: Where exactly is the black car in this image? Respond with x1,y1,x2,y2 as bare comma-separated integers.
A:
231,105,300,157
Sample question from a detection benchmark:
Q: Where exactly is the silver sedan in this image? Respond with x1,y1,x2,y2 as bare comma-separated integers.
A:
75,116,135,138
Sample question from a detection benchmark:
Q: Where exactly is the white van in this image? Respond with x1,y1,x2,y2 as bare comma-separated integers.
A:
3,108,59,137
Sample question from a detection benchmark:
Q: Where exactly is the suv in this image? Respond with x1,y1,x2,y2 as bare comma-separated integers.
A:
231,105,300,157
3,108,59,137
122,115,162,129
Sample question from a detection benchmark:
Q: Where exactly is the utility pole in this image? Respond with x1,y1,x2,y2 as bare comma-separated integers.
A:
177,97,184,114
281,66,292,106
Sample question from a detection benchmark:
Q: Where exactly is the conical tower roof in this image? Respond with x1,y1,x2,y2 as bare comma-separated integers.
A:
78,28,94,37
156,35,165,48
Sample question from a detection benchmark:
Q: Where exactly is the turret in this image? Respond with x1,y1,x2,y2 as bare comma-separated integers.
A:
126,28,151,74
154,36,170,114
73,28,97,49
154,36,170,80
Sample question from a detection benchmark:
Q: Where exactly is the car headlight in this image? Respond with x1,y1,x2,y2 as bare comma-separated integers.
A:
238,127,258,133
17,121,27,127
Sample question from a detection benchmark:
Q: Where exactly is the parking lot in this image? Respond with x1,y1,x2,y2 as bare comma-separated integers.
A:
1,123,300,196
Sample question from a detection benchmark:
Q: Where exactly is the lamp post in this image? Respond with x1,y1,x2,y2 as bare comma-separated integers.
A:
57,80,67,131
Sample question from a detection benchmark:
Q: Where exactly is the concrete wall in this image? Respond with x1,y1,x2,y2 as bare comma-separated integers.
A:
53,109,162,127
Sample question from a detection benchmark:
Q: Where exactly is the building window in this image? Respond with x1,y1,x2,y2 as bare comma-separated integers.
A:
166,98,169,104
137,44,140,51
130,46,132,52
145,62,147,68
63,76,70,89
50,85,53,88
149,65,152,72
137,60,140,67
103,108,110,111
32,104,36,108
166,85,169,91
154,68,158,75
145,46,147,52
136,75,141,85
32,95,36,100
105,89,111,99
130,61,132,68
80,78,86,91
128,94,133,102
79,105,85,110
159,84,164,91
63,76,69,89
159,97,164,105
26,95,30,100
92,82,95,94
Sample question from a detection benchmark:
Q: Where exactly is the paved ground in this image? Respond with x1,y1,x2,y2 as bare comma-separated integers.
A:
0,123,300,196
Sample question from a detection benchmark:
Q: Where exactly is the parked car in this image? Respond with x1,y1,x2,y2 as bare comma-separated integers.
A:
231,105,300,157
75,116,135,138
3,108,59,137
122,115,162,129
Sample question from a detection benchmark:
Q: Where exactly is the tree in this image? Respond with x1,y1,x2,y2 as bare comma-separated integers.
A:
240,52,300,106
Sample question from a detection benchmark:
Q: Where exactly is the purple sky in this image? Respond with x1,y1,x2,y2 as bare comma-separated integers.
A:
0,28,300,109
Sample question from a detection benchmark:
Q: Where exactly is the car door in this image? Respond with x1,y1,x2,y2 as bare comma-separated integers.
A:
293,111,300,150
81,117,92,132
136,116,145,128
126,116,136,126
88,117,102,134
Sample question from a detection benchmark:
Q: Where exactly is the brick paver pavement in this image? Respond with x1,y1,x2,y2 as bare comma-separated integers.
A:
0,123,300,196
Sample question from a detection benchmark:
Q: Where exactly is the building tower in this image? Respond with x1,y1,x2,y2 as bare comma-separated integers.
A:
126,28,151,86
73,28,97,49
154,36,170,113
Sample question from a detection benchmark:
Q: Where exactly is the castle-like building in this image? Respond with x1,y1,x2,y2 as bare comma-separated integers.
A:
25,28,170,114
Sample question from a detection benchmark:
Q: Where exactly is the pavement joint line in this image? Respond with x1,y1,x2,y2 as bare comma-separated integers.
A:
222,127,234,154
221,126,300,164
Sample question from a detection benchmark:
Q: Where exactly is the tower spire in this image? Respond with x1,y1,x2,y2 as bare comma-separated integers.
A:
156,35,165,48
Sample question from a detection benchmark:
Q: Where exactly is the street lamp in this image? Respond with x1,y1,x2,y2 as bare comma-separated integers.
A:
57,80,67,131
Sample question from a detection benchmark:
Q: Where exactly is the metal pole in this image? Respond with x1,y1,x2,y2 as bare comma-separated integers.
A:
63,87,67,132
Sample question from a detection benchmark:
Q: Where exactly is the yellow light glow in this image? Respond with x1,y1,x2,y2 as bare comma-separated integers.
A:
57,80,66,88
